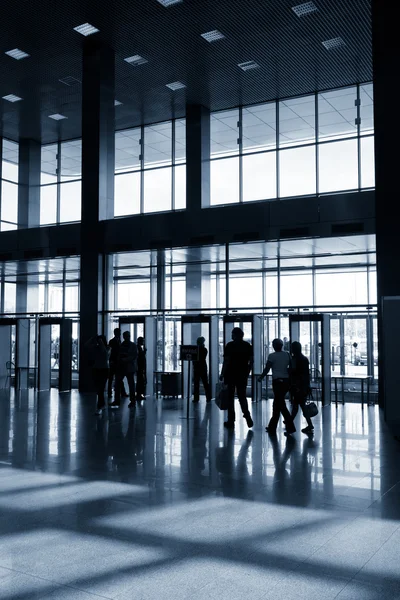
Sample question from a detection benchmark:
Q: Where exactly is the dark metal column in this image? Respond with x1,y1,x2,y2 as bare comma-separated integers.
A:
79,40,115,392
17,139,41,229
372,1,400,427
185,104,210,211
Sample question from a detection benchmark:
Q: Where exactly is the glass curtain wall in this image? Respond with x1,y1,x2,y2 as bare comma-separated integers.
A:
40,140,82,225
209,82,374,206
0,138,19,231
114,118,186,216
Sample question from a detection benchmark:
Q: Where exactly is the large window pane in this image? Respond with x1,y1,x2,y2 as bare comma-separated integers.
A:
210,109,239,158
210,157,239,206
65,284,79,312
144,167,172,213
2,139,19,182
361,136,375,189
319,139,358,193
242,102,276,153
1,221,17,232
117,281,151,311
243,152,276,202
115,128,141,173
279,95,315,147
114,172,140,216
1,180,18,224
175,119,186,164
144,122,172,168
41,144,58,184
279,146,316,197
40,185,57,225
60,181,81,222
318,87,357,141
174,165,186,210
280,273,313,307
60,140,81,182
360,83,374,135
48,284,63,312
315,270,368,305
4,282,16,313
229,275,263,309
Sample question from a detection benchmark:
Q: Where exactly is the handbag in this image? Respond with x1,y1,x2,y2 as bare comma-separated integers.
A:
304,399,318,418
215,382,229,410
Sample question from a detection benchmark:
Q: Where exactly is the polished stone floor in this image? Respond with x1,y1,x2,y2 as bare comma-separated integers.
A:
0,389,400,600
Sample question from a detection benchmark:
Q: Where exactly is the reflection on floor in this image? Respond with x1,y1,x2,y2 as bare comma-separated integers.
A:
0,389,400,600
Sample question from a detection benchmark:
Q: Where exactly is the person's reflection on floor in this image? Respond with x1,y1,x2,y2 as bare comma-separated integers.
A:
269,434,297,504
215,430,254,499
90,416,109,470
124,403,146,472
191,402,211,474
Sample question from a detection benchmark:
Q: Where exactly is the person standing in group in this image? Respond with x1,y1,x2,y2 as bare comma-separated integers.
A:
290,341,314,434
221,327,253,430
85,335,111,416
258,338,296,435
108,328,128,401
193,336,212,403
110,331,138,409
136,336,147,401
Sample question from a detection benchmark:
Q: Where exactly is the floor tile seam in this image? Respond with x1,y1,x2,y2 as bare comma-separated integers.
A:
0,562,115,600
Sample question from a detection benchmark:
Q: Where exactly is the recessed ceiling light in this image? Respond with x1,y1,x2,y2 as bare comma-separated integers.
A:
292,2,317,17
322,37,346,50
238,61,260,71
166,81,186,91
48,113,68,120
156,0,182,6
201,30,225,43
73,23,99,36
115,100,122,106
124,55,148,66
5,48,30,60
2,94,22,102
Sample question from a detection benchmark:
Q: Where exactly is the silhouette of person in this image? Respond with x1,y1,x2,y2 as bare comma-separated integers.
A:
136,336,147,401
221,327,253,430
85,335,110,415
290,341,314,434
259,338,296,435
193,336,212,403
108,328,127,400
110,331,138,409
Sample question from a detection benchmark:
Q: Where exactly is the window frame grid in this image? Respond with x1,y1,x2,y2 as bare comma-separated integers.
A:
209,82,374,207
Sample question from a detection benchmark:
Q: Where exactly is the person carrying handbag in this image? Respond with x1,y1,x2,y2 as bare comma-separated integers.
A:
290,341,314,434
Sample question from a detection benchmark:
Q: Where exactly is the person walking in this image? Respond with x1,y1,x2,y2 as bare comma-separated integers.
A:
110,331,138,409
221,327,253,430
108,328,128,401
258,338,296,435
136,336,147,401
290,341,314,434
193,336,212,403
85,335,110,416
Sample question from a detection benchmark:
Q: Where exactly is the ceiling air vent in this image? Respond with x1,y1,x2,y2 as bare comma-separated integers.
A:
292,2,317,17
238,61,260,72
322,37,346,50
201,30,225,43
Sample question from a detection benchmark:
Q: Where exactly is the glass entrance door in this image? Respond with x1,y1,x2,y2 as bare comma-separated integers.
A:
223,314,262,401
343,317,368,377
289,313,331,406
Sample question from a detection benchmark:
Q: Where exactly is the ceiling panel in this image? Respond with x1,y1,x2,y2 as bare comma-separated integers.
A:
0,0,372,144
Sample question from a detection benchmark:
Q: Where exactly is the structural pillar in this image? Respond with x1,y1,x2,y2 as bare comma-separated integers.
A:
186,104,210,211
79,39,115,392
372,1,400,430
18,139,41,229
